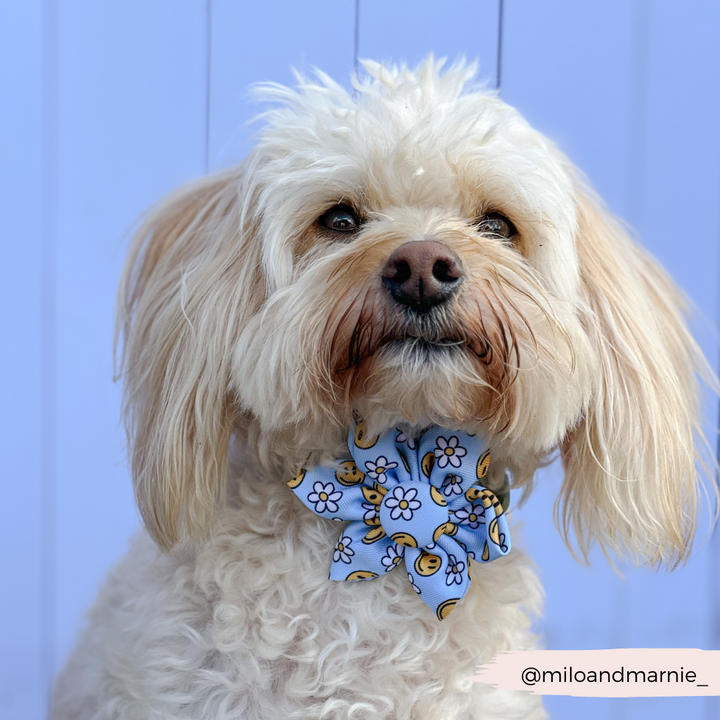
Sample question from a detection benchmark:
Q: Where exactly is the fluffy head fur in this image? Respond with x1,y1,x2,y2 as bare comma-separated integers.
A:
117,57,713,568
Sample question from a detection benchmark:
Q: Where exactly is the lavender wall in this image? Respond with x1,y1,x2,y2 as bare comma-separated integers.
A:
2,2,718,718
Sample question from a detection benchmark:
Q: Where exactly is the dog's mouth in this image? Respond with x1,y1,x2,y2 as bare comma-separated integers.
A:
329,288,524,426
384,334,469,354
344,306,494,370
329,284,523,420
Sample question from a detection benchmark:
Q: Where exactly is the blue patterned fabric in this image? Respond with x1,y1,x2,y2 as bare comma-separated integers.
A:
288,420,511,621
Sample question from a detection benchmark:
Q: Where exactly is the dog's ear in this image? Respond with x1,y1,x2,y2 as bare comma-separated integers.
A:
117,166,263,551
559,186,714,567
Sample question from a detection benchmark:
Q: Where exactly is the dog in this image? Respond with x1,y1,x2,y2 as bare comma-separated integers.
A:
52,57,713,719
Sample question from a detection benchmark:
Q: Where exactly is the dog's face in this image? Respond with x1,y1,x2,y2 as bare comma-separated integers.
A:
235,62,589,456
119,59,710,569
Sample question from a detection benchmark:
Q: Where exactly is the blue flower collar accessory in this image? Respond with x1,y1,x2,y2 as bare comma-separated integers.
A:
288,420,511,621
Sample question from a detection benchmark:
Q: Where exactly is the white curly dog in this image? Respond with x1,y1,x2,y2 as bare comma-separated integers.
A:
52,58,712,720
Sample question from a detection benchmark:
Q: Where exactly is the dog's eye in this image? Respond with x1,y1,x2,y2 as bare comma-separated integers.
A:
476,212,517,240
319,204,360,233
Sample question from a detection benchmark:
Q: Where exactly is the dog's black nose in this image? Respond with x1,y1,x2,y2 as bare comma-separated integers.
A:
382,241,463,313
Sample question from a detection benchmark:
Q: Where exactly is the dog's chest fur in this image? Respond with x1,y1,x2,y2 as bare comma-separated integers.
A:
53,470,545,719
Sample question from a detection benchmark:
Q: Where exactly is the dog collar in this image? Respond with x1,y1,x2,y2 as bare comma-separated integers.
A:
288,420,511,621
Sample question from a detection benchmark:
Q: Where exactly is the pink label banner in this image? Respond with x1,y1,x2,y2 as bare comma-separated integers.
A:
468,649,720,697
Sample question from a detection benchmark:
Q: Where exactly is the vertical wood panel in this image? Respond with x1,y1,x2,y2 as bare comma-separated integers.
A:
208,0,356,172
501,3,637,719
502,1,637,217
52,0,208,673
619,3,720,719
358,0,499,87
502,2,720,719
0,3,50,719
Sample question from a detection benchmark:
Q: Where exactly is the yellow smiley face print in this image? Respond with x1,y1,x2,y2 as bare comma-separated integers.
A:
488,517,502,546
390,532,418,548
476,450,490,480
436,598,460,620
361,485,386,505
421,452,435,478
480,489,502,512
362,526,387,544
464,486,482,503
414,550,442,576
432,521,459,542
335,460,365,486
346,570,379,581
354,420,379,449
429,486,447,506
287,468,306,489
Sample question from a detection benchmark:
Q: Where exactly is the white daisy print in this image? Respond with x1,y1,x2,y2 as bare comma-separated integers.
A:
395,430,417,450
384,486,422,521
445,554,466,585
333,535,355,564
407,572,422,595
453,503,486,529
497,532,509,553
362,502,379,523
365,456,398,484
307,481,343,513
381,544,405,572
441,474,464,498
434,436,467,469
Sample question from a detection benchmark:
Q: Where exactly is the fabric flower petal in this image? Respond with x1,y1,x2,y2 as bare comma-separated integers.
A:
404,536,470,621
328,520,402,581
451,490,511,561
416,427,490,504
348,422,408,485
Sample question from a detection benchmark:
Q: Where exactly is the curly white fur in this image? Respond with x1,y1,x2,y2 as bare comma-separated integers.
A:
54,474,545,719
52,58,714,719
